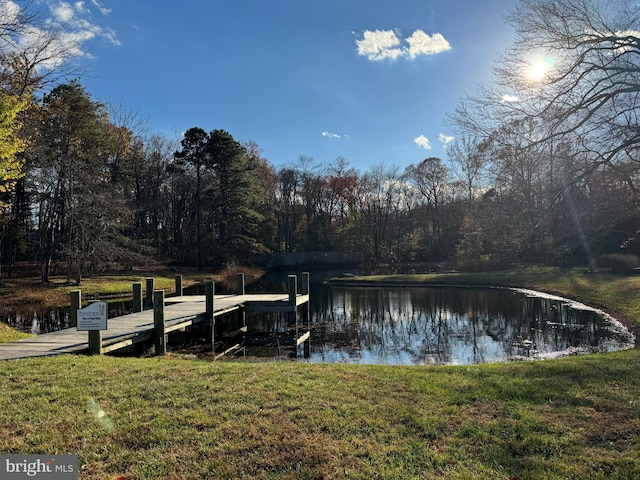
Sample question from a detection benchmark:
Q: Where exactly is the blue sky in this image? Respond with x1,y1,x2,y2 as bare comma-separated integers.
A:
21,0,519,171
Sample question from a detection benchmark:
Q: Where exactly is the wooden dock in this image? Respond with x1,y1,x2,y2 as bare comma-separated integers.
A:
0,274,310,361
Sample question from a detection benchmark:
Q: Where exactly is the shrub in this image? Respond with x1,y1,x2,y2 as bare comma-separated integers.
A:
594,254,639,273
453,255,508,272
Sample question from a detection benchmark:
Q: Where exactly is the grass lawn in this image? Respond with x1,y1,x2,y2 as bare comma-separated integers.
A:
1,353,639,479
1,266,639,479
0,322,31,343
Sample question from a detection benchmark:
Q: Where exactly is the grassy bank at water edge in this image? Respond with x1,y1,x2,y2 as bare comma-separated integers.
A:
0,322,31,343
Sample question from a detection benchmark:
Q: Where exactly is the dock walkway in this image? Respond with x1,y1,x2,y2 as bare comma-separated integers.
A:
0,275,310,361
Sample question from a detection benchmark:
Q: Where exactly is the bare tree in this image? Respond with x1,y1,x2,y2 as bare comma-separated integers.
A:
452,0,640,195
447,136,488,203
0,0,105,95
297,155,323,250
358,164,402,262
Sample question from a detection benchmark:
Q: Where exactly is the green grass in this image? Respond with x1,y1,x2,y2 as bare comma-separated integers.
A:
1,266,640,479
0,322,32,343
1,353,639,479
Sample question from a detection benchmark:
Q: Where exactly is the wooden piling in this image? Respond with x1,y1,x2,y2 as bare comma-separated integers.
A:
175,274,183,296
69,290,81,328
132,282,143,313
301,272,310,327
88,330,103,355
236,273,246,330
288,275,298,335
236,273,245,295
301,272,310,295
205,281,215,353
153,290,166,355
145,278,155,308
287,275,297,305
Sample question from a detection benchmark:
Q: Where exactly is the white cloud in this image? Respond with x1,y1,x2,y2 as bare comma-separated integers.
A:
406,30,451,58
74,2,88,14
357,28,451,61
102,27,120,46
586,29,640,56
91,0,112,15
0,0,20,21
4,0,121,72
414,135,432,150
356,30,404,61
439,133,454,145
16,26,96,70
322,131,344,139
52,2,75,22
501,94,519,102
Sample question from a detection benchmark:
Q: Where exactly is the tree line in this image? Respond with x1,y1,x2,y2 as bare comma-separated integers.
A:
1,0,639,284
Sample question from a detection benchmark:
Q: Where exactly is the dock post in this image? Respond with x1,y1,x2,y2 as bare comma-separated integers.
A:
145,278,155,308
301,272,310,295
153,290,166,355
287,275,297,305
236,273,246,331
88,330,103,355
288,275,298,336
69,290,81,328
236,273,245,295
205,281,215,353
132,282,143,313
175,275,183,297
302,271,310,328
301,271,312,359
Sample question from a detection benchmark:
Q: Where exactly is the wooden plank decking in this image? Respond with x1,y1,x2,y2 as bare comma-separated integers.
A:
0,292,310,361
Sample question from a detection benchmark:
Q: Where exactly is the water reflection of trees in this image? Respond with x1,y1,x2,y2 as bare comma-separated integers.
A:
309,286,618,365
4,300,134,334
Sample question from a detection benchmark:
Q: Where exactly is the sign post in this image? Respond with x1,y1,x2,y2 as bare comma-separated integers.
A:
77,302,107,355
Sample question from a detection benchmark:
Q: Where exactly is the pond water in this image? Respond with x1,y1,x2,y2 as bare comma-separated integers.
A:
3,284,634,366
286,285,635,366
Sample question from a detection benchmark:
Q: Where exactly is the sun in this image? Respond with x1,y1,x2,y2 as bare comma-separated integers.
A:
526,56,555,82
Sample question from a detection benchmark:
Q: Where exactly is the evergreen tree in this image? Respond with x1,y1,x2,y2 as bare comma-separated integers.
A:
208,129,266,266
33,81,135,283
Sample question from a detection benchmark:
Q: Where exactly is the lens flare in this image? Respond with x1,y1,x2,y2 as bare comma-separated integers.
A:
88,398,114,432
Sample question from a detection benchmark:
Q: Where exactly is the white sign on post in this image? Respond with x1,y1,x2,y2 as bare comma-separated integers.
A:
77,301,108,331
